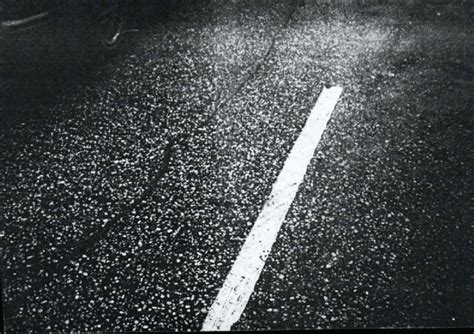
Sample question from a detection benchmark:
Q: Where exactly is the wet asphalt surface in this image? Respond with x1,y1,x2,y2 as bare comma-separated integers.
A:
1,1,473,331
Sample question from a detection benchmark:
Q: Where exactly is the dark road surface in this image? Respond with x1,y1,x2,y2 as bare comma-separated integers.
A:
1,1,473,331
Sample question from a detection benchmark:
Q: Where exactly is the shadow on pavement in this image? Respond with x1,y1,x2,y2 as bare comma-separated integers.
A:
0,0,183,132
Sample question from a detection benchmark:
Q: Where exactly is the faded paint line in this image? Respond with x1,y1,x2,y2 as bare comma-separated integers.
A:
202,86,344,331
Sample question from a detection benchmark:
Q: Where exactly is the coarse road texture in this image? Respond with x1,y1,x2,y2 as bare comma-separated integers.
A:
1,0,473,331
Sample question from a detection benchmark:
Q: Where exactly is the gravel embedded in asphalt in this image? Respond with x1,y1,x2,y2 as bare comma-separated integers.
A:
3,1,301,331
1,0,473,331
235,2,473,330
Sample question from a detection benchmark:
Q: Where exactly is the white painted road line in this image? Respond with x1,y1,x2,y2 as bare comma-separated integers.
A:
202,86,344,331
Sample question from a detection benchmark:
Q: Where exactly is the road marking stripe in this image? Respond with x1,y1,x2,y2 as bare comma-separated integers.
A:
202,86,343,331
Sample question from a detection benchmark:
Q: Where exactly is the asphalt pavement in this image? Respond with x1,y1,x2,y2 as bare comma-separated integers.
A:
1,0,473,331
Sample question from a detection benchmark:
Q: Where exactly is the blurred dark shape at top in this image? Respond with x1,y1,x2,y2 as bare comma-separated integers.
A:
0,0,179,73
0,1,181,126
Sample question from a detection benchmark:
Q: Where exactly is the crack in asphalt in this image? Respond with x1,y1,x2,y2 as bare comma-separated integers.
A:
173,0,301,149
3,1,301,321
4,141,173,319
